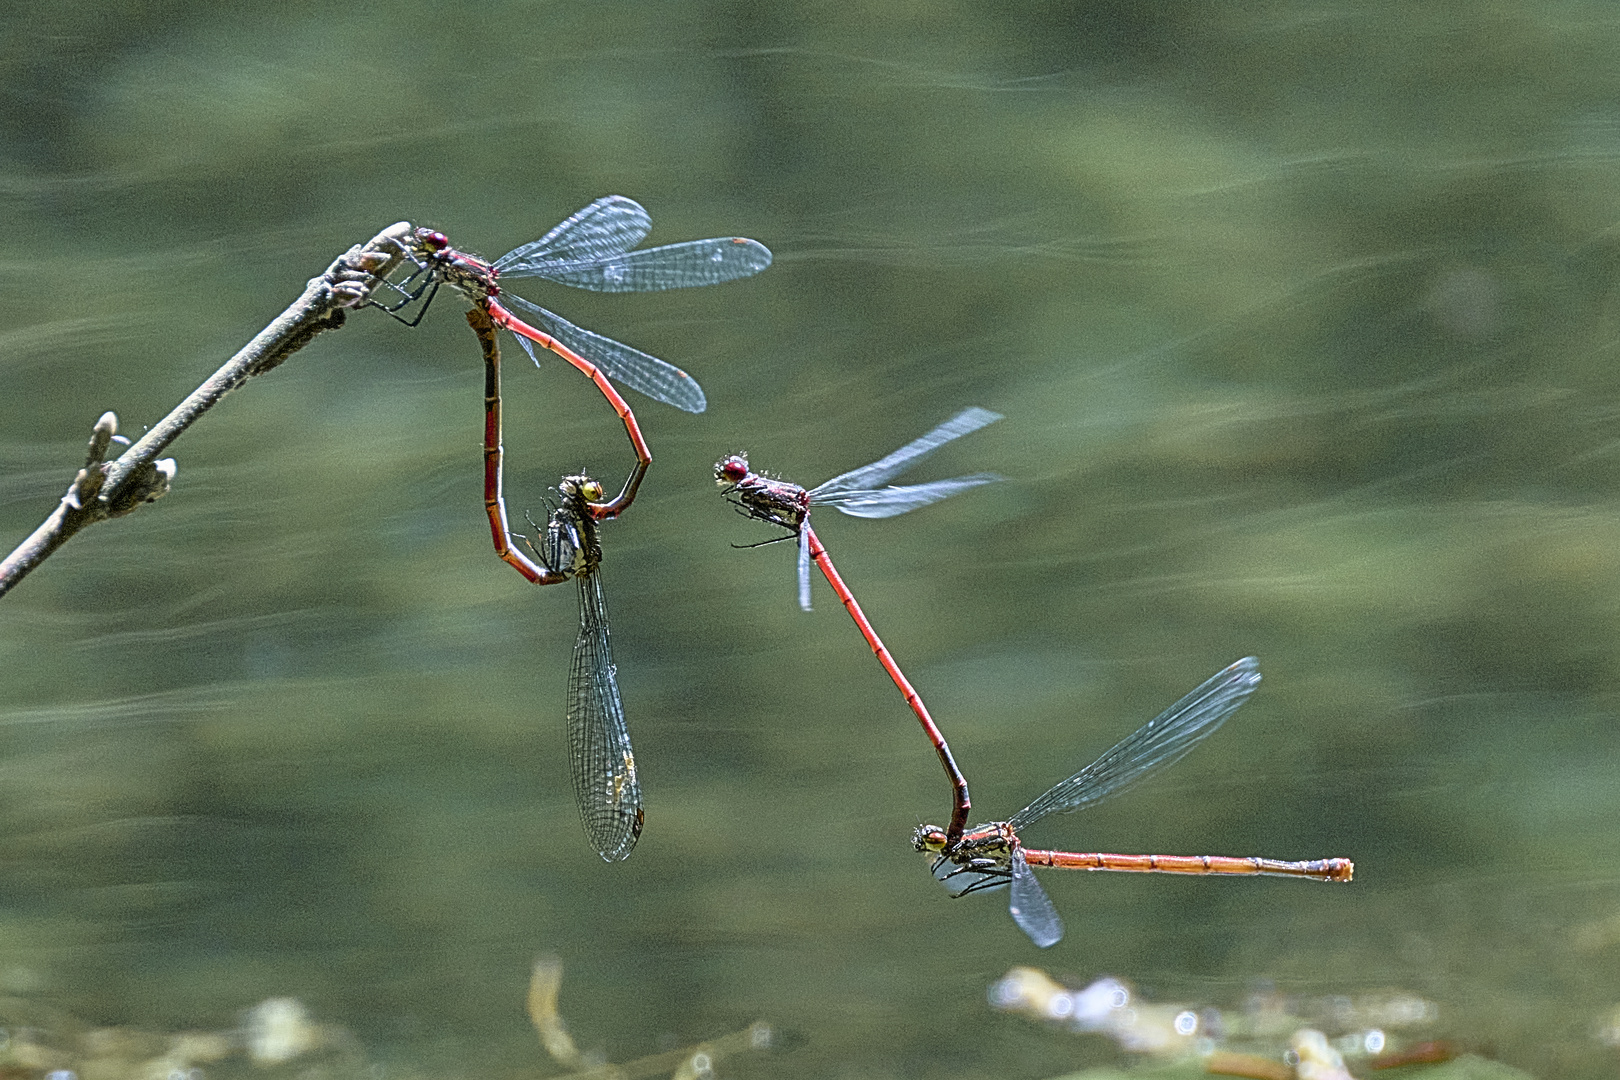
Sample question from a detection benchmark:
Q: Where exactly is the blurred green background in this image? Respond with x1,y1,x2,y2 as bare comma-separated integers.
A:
5,1,1620,1077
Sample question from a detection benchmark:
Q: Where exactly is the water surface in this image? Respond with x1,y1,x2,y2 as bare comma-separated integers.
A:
3,4,1620,1077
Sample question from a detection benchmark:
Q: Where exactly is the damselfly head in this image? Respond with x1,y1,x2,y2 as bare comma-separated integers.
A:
912,824,949,854
559,475,605,503
715,454,750,486
414,229,450,253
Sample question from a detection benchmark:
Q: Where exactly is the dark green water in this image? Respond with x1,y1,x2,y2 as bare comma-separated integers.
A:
5,3,1620,1077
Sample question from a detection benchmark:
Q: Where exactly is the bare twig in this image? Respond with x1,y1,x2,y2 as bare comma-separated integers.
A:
0,222,415,600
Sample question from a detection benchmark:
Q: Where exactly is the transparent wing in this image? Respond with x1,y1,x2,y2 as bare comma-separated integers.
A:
567,570,643,863
1008,657,1262,832
797,529,813,612
813,474,1003,519
811,407,1003,497
1008,850,1064,948
504,293,707,413
515,237,773,293
494,196,652,272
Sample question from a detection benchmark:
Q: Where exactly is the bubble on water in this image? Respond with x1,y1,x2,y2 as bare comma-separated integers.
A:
987,976,1022,1008
1070,977,1129,1029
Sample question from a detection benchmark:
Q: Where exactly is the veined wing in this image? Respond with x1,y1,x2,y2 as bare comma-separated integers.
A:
811,407,1003,497
503,293,707,413
495,196,652,272
1008,850,1064,948
1008,657,1262,833
812,474,1002,519
567,571,643,863
517,237,773,293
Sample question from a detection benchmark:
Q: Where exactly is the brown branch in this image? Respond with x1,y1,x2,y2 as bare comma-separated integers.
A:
0,221,415,600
